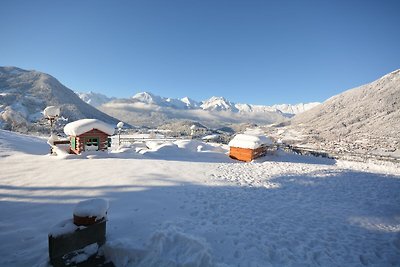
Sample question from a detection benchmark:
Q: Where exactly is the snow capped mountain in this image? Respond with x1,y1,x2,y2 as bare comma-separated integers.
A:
164,97,188,109
81,90,319,128
200,96,238,112
0,66,119,133
92,92,317,115
76,85,319,119
98,92,319,128
271,103,320,115
130,92,195,109
198,97,320,115
76,91,115,107
180,97,200,108
132,92,164,105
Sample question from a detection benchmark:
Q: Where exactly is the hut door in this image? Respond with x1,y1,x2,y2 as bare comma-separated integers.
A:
85,137,99,151
71,137,76,150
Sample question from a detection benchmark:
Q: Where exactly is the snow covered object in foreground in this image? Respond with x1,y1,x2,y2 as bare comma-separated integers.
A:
228,133,274,162
73,198,109,226
48,198,110,267
64,119,115,154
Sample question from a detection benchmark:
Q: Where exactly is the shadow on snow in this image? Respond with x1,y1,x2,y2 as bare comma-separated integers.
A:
0,170,399,266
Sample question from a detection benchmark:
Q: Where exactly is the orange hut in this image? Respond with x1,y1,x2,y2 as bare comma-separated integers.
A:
228,134,273,162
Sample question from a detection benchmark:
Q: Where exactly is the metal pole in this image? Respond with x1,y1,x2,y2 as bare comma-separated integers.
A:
118,129,121,146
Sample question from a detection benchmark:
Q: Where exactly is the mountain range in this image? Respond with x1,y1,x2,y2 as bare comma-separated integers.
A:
77,91,319,116
75,91,319,128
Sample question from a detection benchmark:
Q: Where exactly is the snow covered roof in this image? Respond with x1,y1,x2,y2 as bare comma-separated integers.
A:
228,134,273,149
64,119,115,136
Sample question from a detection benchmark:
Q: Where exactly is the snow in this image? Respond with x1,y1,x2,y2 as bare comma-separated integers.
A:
180,97,200,108
132,92,164,105
108,91,317,116
48,219,82,238
270,102,320,115
73,198,109,220
202,134,219,141
43,106,60,118
47,133,59,146
64,119,115,136
102,228,213,267
68,243,99,264
228,133,273,149
0,129,400,266
200,96,237,112
75,91,115,107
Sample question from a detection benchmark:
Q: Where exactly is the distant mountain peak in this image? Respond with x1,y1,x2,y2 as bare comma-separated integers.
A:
200,96,237,111
181,97,200,108
132,91,163,105
76,91,115,107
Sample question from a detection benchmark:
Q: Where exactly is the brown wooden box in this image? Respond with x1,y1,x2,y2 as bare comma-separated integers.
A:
229,146,268,162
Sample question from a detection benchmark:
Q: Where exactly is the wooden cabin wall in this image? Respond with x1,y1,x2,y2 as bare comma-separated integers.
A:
69,129,110,154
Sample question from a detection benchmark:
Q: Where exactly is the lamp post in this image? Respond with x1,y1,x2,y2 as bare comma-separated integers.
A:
44,106,60,154
117,121,124,146
44,106,60,134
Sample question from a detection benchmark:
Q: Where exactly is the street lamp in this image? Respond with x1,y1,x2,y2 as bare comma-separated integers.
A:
44,106,60,155
44,106,60,133
117,121,124,146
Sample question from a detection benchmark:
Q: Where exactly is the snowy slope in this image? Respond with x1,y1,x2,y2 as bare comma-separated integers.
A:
0,130,399,266
0,66,119,133
288,69,400,154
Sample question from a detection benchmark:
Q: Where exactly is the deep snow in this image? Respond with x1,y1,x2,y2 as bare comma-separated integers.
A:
0,130,399,266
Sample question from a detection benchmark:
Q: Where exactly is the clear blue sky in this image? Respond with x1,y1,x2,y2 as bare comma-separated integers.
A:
1,0,399,105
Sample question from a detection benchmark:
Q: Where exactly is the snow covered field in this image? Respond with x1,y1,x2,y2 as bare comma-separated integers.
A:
0,130,400,266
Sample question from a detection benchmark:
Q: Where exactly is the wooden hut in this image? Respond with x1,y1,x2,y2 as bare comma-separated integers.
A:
228,134,273,162
64,119,115,154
